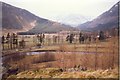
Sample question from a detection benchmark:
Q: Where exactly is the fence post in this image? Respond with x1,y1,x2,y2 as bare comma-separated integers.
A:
95,39,98,70
2,35,5,50
112,40,115,69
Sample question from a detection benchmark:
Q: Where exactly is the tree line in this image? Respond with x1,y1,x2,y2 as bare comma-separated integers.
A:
66,31,106,44
1,31,108,50
2,33,25,50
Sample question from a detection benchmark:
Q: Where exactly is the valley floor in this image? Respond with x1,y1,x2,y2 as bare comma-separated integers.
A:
2,37,119,79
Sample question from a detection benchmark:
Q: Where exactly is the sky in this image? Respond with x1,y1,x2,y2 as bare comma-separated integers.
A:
1,0,119,21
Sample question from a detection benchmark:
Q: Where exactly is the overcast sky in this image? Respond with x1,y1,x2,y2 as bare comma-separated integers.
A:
1,0,119,21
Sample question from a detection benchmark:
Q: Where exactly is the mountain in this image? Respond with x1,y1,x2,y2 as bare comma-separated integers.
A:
21,19,77,35
2,2,76,34
22,21,76,34
77,2,119,31
54,14,91,27
2,2,39,31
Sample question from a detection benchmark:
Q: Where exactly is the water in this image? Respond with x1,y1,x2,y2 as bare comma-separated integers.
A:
26,51,96,55
25,51,97,56
26,52,47,55
2,51,97,66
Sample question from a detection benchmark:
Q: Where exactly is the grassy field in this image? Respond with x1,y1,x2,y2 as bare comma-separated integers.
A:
2,36,118,56
2,36,119,79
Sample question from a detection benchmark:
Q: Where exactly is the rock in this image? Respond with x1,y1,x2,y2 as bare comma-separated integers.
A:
7,67,18,74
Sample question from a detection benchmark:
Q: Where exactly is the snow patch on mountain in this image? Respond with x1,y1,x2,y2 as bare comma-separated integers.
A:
53,14,92,27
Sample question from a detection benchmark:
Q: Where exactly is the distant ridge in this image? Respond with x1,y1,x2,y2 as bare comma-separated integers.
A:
77,2,119,32
1,2,77,34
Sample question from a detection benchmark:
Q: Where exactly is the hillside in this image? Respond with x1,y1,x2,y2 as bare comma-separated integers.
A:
77,2,119,31
2,2,39,31
1,2,76,34
25,22,76,34
18,20,77,35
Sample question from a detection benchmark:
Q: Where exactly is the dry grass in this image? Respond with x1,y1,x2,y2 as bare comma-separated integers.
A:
7,68,118,79
5,49,118,73
3,37,119,79
54,68,118,78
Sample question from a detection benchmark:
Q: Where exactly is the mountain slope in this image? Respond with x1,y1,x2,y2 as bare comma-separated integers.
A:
25,21,76,34
2,2,76,34
2,2,40,31
77,2,119,31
